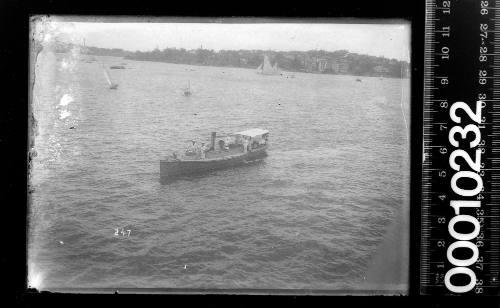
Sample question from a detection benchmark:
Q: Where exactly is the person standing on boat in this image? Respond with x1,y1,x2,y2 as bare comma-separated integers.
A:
200,143,207,159
242,137,249,153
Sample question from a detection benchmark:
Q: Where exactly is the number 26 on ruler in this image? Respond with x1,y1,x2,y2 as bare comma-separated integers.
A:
445,100,485,293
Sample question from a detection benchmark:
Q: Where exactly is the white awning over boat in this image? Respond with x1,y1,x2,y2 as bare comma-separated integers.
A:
235,128,269,138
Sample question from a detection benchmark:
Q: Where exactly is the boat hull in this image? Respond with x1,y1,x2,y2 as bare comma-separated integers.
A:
160,147,267,180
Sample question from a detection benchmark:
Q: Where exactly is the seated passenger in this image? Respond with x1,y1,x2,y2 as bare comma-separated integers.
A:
218,139,225,151
186,140,197,156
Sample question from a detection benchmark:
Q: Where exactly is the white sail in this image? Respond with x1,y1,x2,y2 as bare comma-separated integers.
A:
262,55,274,74
103,67,113,86
256,63,263,71
258,55,280,75
273,62,280,73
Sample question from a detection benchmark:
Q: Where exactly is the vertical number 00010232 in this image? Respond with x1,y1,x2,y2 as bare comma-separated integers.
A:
421,0,500,295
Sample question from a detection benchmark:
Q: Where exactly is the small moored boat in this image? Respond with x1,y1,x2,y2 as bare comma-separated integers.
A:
160,128,269,181
183,80,192,96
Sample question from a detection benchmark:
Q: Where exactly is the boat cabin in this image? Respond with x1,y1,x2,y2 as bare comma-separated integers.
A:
175,128,269,162
233,128,269,150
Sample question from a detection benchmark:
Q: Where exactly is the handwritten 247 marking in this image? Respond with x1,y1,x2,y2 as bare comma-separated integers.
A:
114,228,131,237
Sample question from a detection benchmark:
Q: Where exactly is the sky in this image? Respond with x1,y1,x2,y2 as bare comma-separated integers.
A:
33,17,411,61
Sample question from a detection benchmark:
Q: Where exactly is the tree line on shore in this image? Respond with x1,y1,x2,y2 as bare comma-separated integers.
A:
56,42,410,78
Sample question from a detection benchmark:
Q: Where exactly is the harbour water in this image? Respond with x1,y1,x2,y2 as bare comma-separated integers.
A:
29,51,410,292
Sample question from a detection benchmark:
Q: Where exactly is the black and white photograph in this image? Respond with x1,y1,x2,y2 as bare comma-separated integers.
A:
28,17,411,294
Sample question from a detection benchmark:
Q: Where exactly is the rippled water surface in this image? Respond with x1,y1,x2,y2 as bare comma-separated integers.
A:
29,51,410,292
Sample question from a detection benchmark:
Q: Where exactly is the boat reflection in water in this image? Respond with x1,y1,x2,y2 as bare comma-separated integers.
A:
160,128,269,182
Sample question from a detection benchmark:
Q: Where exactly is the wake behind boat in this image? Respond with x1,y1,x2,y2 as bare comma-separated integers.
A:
160,128,269,181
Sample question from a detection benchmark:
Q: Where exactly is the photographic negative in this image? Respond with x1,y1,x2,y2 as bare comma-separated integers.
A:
28,17,411,294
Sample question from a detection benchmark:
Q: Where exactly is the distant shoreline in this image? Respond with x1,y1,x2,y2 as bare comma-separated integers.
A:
48,42,411,79
127,57,409,79
111,56,410,79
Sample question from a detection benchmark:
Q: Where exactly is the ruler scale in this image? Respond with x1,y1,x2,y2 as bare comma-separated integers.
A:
421,0,500,295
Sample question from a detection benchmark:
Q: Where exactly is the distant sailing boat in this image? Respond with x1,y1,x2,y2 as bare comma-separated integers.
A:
256,55,281,75
102,64,118,89
183,80,192,96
